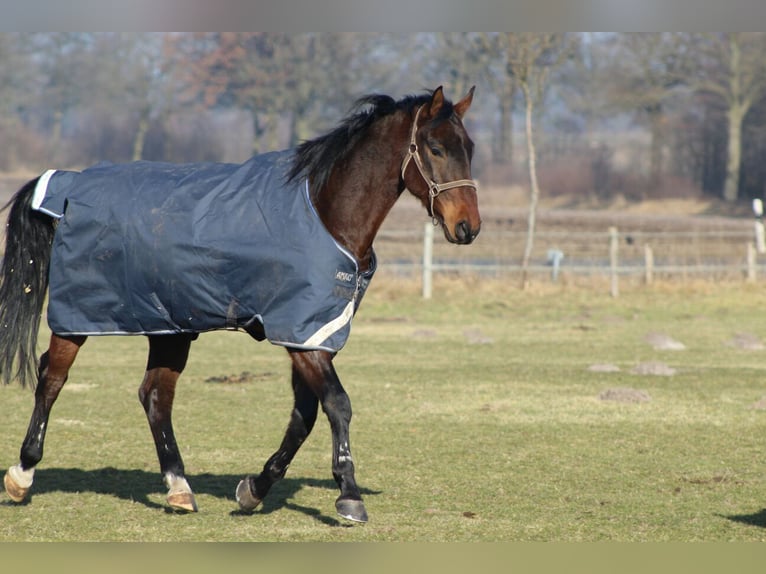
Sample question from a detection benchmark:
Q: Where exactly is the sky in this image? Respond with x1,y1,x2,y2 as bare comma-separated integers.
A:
1,0,764,32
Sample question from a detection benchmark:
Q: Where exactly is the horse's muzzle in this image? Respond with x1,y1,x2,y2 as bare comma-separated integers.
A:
451,219,481,245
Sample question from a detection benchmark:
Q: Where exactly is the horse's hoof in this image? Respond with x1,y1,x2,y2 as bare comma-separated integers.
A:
167,491,198,513
4,465,32,503
336,498,368,523
164,473,198,512
236,478,262,512
4,471,29,503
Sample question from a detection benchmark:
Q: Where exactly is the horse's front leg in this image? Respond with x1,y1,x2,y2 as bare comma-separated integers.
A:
4,334,86,503
237,349,367,522
139,334,196,512
236,350,320,512
296,351,367,522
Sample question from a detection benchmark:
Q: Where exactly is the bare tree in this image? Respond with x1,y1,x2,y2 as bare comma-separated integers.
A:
421,33,486,102
92,34,175,161
688,33,766,201
30,33,96,164
497,33,578,289
474,33,517,164
0,33,33,169
175,33,285,154
599,33,686,191
174,33,373,153
280,33,365,147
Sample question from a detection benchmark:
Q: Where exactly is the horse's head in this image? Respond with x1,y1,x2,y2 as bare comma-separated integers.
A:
401,86,481,245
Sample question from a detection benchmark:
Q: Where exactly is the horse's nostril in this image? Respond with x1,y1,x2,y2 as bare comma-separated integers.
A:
453,220,480,244
455,220,470,243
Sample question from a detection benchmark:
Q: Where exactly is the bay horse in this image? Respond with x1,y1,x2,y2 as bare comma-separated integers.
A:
0,86,480,522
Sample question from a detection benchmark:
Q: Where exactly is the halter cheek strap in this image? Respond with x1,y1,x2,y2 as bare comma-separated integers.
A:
400,105,478,222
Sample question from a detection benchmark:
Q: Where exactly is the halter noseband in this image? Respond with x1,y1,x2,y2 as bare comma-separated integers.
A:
400,105,478,223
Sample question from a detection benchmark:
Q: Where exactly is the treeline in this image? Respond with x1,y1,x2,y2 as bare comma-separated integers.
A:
2,32,766,203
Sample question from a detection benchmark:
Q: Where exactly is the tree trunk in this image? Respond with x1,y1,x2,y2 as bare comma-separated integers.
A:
132,111,150,161
289,107,313,148
251,111,265,155
495,75,515,164
48,109,63,165
648,104,664,192
723,103,744,202
722,34,747,203
520,84,540,290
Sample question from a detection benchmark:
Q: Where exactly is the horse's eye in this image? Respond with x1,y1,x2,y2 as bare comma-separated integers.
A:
430,146,443,157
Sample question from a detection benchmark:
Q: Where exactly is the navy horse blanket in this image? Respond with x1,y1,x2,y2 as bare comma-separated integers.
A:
31,150,375,353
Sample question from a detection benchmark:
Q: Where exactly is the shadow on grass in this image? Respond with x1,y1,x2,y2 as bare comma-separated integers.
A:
720,509,766,529
10,466,380,524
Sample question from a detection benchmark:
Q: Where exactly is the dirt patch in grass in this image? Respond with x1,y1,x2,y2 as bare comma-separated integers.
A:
631,361,677,376
204,371,275,384
598,387,651,403
588,363,621,373
726,332,765,351
411,329,438,339
645,332,686,350
463,328,493,344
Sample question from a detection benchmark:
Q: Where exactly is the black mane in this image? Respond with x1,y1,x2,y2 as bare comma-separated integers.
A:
288,90,455,192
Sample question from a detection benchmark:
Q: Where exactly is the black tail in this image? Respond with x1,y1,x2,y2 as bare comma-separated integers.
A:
0,178,55,388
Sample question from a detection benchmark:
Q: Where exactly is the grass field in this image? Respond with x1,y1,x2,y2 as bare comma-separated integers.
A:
1,277,766,541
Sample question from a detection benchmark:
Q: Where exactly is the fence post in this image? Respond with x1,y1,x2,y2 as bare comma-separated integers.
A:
609,226,619,297
747,242,757,283
754,199,765,253
422,222,434,299
644,244,654,285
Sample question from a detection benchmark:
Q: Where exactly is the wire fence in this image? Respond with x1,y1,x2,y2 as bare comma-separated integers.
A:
374,223,764,296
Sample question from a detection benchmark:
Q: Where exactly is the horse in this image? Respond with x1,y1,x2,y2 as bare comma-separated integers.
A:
0,86,480,523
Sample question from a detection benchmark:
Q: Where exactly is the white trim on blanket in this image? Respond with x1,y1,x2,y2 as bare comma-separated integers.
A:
302,179,359,271
32,169,64,219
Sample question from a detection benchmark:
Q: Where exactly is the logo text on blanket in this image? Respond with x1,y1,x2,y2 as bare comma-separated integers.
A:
335,270,355,283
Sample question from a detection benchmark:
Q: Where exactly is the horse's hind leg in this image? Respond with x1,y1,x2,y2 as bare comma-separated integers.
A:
4,334,86,503
139,334,197,512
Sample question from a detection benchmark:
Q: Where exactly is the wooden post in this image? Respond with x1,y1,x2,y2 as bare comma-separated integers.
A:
747,242,757,283
609,226,619,297
422,222,434,299
644,244,654,285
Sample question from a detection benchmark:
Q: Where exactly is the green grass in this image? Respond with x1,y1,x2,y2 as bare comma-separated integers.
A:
2,279,766,541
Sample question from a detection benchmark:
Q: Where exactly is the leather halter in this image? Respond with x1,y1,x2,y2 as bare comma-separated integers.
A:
400,105,478,222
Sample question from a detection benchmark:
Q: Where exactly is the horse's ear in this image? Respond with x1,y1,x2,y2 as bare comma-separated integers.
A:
454,86,475,119
427,86,445,118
